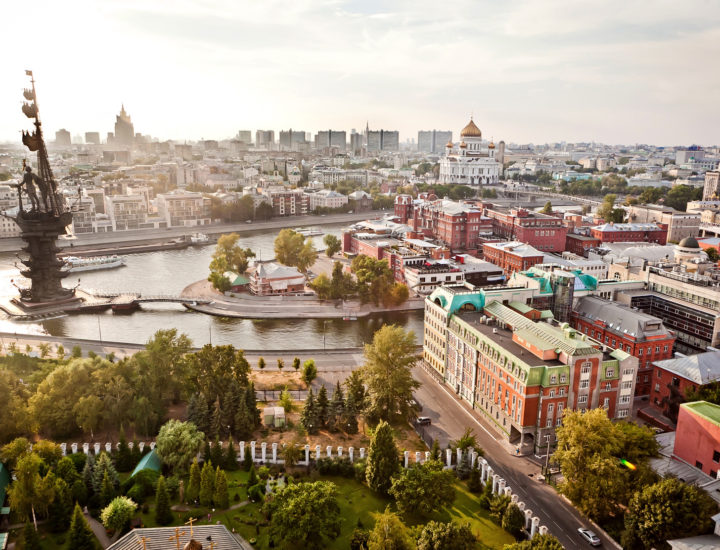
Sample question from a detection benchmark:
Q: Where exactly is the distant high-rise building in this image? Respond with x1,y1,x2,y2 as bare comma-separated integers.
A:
54,128,71,147
85,132,100,144
279,129,307,150
704,170,720,200
350,131,364,156
114,105,135,147
314,130,347,151
237,130,252,144
366,129,399,152
418,130,452,153
255,130,275,147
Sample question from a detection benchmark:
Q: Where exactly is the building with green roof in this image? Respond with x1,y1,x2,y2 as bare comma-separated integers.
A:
0,462,9,517
130,449,162,478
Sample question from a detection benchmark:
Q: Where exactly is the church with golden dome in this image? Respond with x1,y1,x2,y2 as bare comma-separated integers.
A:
438,118,502,186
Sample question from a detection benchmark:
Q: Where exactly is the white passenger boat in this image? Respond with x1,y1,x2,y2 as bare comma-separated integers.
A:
294,227,324,237
189,233,210,245
63,255,126,273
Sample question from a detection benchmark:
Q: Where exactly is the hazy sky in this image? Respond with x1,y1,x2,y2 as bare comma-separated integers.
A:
3,0,719,146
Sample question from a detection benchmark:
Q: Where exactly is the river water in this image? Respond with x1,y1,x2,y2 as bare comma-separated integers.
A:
0,223,423,349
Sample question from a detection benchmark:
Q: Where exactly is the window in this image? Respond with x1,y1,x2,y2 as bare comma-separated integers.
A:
578,395,588,404
696,461,704,469
606,369,614,377
619,395,631,404
580,380,590,389
581,365,591,375
713,450,720,463
639,348,643,356
657,370,662,379
549,390,555,397
550,374,557,384
546,418,552,427
663,345,668,352
559,388,566,396
560,374,567,383
605,382,612,391
603,398,610,408
548,403,555,414
617,409,629,418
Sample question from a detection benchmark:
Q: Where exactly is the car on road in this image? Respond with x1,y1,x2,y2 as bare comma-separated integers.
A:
416,416,431,426
577,528,601,546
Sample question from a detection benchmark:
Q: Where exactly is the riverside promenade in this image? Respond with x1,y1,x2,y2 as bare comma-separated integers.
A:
180,279,425,319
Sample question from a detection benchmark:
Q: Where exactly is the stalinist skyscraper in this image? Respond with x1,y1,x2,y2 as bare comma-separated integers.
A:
114,104,134,147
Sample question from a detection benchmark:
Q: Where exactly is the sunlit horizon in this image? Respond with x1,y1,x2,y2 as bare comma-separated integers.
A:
3,0,719,146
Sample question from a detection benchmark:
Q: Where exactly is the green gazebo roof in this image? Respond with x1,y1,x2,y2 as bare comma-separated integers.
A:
130,449,162,478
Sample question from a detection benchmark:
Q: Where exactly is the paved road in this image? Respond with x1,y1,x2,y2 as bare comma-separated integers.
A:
412,366,618,549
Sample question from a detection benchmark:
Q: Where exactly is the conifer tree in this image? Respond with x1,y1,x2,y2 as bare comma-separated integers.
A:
199,461,215,507
203,440,212,463
316,385,329,427
210,398,222,439
48,478,73,533
223,381,244,432
327,381,345,431
187,392,210,435
258,357,266,370
343,390,359,435
100,470,116,508
155,475,173,526
214,467,229,509
243,448,253,471
66,503,97,550
301,389,319,434
366,420,400,495
211,437,224,467
292,357,301,371
248,464,258,486
245,382,261,428
225,438,238,470
130,439,142,468
23,522,42,550
116,429,132,472
92,452,119,494
186,458,201,503
234,398,255,440
82,454,95,495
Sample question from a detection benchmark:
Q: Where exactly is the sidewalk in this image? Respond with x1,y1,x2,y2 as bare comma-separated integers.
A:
84,511,111,549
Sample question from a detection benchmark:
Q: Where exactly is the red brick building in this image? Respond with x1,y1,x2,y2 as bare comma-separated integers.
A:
482,241,544,275
565,233,601,257
483,207,568,252
571,296,675,396
673,401,720,477
650,350,720,424
590,222,668,244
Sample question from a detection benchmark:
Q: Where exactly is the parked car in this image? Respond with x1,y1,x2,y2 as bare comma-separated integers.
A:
416,416,431,426
578,528,601,546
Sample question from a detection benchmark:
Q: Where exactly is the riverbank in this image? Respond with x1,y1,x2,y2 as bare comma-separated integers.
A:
0,210,378,253
181,279,426,319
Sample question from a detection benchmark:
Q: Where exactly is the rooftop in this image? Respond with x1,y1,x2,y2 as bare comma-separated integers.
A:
484,241,544,257
682,401,720,429
108,525,246,550
653,351,720,385
574,296,671,340
592,222,664,232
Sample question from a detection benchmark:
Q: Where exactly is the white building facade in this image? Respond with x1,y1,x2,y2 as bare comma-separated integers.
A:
438,118,500,185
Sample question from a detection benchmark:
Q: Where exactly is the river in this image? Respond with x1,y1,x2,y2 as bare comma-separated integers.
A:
0,223,424,349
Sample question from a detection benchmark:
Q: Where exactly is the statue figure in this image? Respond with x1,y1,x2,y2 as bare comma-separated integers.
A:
20,166,41,211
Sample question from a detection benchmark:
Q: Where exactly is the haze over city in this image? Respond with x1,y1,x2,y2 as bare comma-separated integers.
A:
3,0,720,145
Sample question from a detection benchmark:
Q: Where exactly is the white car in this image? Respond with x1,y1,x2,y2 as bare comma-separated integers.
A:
578,528,601,546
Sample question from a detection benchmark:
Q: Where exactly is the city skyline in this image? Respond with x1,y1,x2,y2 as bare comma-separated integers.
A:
2,0,720,146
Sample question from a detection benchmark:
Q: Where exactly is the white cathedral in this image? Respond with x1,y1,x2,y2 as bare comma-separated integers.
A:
438,118,502,185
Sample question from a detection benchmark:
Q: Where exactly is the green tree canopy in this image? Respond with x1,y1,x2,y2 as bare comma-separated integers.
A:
275,229,318,273
622,477,718,550
417,521,476,550
208,232,256,290
155,475,173,525
324,234,342,257
155,420,205,474
362,325,419,422
367,507,414,550
67,503,97,550
264,481,342,550
365,420,400,495
503,534,564,550
389,459,456,517
100,496,137,533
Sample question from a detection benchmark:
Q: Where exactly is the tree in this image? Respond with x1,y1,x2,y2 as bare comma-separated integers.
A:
255,201,273,220
264,481,342,550
199,460,216,507
553,408,658,522
706,247,719,262
316,385,329,427
23,522,42,550
302,359,318,386
503,534,564,550
38,342,51,358
301,389,319,434
48,478,73,533
327,381,345,431
1,437,31,470
664,184,702,212
293,357,301,371
489,494,511,524
362,325,419,422
7,453,46,522
214,467,230,509
71,345,83,358
367,507,414,550
389,460,456,517
282,441,303,468
225,438,238,470
502,503,525,537
115,429,132,472
100,470,116,507
208,233,255,291
453,427,477,452
279,387,295,413
258,357,266,370
351,255,395,306
365,420,400,495
155,420,205,474
67,503,97,550
622,477,717,550
186,459,201,503
467,463,483,493
153,475,173,525
277,358,285,371
275,229,306,267
324,234,341,257
187,392,210,436
540,201,553,214
101,496,136,533
417,521,476,550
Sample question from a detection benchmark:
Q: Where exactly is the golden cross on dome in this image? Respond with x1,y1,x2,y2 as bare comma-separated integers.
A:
168,528,187,550
138,536,149,550
184,517,197,538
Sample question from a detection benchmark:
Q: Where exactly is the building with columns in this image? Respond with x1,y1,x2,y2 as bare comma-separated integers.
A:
438,118,500,185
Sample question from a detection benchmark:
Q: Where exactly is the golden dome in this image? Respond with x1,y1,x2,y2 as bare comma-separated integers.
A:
488,141,495,149
460,118,482,138
459,141,467,148
446,140,454,148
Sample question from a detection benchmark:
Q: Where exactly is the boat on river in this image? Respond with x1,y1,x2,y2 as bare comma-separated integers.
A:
62,255,126,273
294,226,323,237
188,233,210,245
